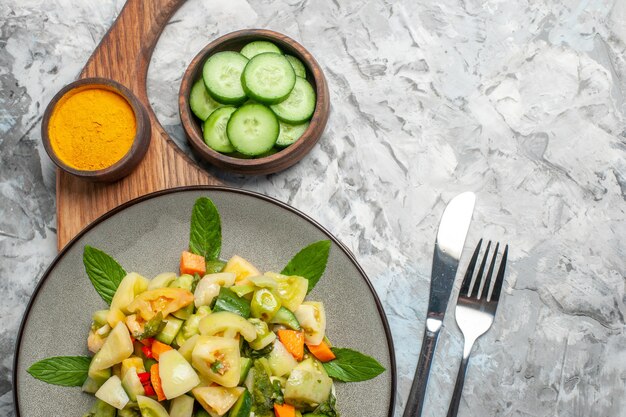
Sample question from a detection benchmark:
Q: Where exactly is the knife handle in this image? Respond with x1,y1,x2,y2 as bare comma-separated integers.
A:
403,318,442,417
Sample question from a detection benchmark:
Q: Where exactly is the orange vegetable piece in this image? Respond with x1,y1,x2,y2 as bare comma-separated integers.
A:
180,251,206,276
274,403,296,417
277,330,304,361
150,363,166,401
151,340,173,360
306,341,336,362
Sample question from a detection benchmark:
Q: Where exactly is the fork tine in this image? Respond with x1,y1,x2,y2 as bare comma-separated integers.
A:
489,244,508,302
480,242,500,300
470,240,491,298
460,239,482,296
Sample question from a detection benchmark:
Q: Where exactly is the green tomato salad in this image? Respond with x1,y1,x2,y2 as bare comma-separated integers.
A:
28,197,385,417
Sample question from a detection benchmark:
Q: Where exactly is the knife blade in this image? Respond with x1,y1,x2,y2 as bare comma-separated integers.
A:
403,191,475,417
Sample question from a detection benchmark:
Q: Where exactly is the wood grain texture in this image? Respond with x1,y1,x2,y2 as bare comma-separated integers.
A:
56,0,220,249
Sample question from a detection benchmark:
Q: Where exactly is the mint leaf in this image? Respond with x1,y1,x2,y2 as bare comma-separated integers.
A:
27,356,91,386
322,348,385,382
83,245,126,305
281,240,331,293
189,197,221,261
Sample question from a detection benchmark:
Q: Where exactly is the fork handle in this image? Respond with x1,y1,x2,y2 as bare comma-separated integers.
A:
403,321,441,417
445,344,473,417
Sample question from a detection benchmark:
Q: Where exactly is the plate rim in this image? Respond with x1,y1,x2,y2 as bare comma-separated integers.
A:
12,185,397,416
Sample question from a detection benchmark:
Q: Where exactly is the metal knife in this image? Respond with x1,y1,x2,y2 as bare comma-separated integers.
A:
403,192,476,417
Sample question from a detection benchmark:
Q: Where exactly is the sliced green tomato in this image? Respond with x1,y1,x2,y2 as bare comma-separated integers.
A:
284,358,332,409
240,41,282,59
190,79,223,120
193,386,244,417
229,285,255,298
121,367,145,401
121,357,145,379
241,53,296,104
111,273,150,314
268,340,298,377
276,120,310,148
250,289,281,321
170,394,195,417
206,260,227,274
249,319,277,350
95,376,129,410
195,272,237,308
159,349,200,399
294,301,326,345
81,376,101,394
203,106,237,153
148,272,177,290
199,311,257,342
170,274,194,290
92,310,110,327
248,275,278,290
270,76,316,124
223,256,261,286
228,388,252,417
137,395,169,417
203,51,248,104
285,55,306,78
265,272,308,312
269,306,301,330
106,308,126,329
178,333,200,363
127,288,194,321
226,104,279,156
90,322,134,373
192,336,241,387
85,399,117,417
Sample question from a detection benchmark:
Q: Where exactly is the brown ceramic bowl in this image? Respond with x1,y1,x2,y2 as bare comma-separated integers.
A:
179,29,330,175
42,78,151,182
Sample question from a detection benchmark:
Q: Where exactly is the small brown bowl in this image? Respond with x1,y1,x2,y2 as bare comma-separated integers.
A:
42,78,151,182
179,29,330,175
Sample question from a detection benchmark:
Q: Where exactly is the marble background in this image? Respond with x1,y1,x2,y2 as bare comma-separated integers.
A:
1,0,625,416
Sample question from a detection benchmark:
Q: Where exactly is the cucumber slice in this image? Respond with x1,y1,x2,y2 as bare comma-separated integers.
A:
228,388,252,417
241,53,296,104
190,79,223,120
285,55,306,78
276,121,310,148
226,104,279,156
169,394,195,417
203,106,237,153
240,41,282,59
155,316,184,345
269,306,301,330
239,357,253,385
202,51,248,104
270,77,316,124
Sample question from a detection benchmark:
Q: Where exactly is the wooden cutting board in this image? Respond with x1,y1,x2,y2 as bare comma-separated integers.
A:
56,0,220,249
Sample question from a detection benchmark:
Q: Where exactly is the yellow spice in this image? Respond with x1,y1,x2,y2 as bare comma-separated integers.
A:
48,87,136,171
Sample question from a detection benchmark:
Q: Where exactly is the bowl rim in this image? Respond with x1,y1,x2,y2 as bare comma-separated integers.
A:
179,29,330,175
41,77,151,180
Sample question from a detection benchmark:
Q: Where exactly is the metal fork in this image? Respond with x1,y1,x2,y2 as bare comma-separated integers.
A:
446,239,509,417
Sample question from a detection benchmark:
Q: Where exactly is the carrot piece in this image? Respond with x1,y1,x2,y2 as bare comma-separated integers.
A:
277,330,304,361
306,341,336,362
274,403,296,417
150,364,166,401
180,251,206,276
151,340,173,360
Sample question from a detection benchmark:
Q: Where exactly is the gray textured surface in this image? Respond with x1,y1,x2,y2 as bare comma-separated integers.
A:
1,0,625,416
14,189,393,416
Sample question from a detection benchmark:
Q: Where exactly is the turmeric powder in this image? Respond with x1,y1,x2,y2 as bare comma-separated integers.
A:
48,87,136,171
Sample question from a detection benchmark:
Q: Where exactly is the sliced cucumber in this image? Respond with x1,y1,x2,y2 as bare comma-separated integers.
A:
203,51,248,104
228,388,252,417
190,79,223,120
270,76,316,124
240,41,282,59
269,306,301,330
155,316,184,345
241,53,296,104
285,55,306,78
169,394,195,417
226,104,279,156
203,106,237,153
276,120,310,148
